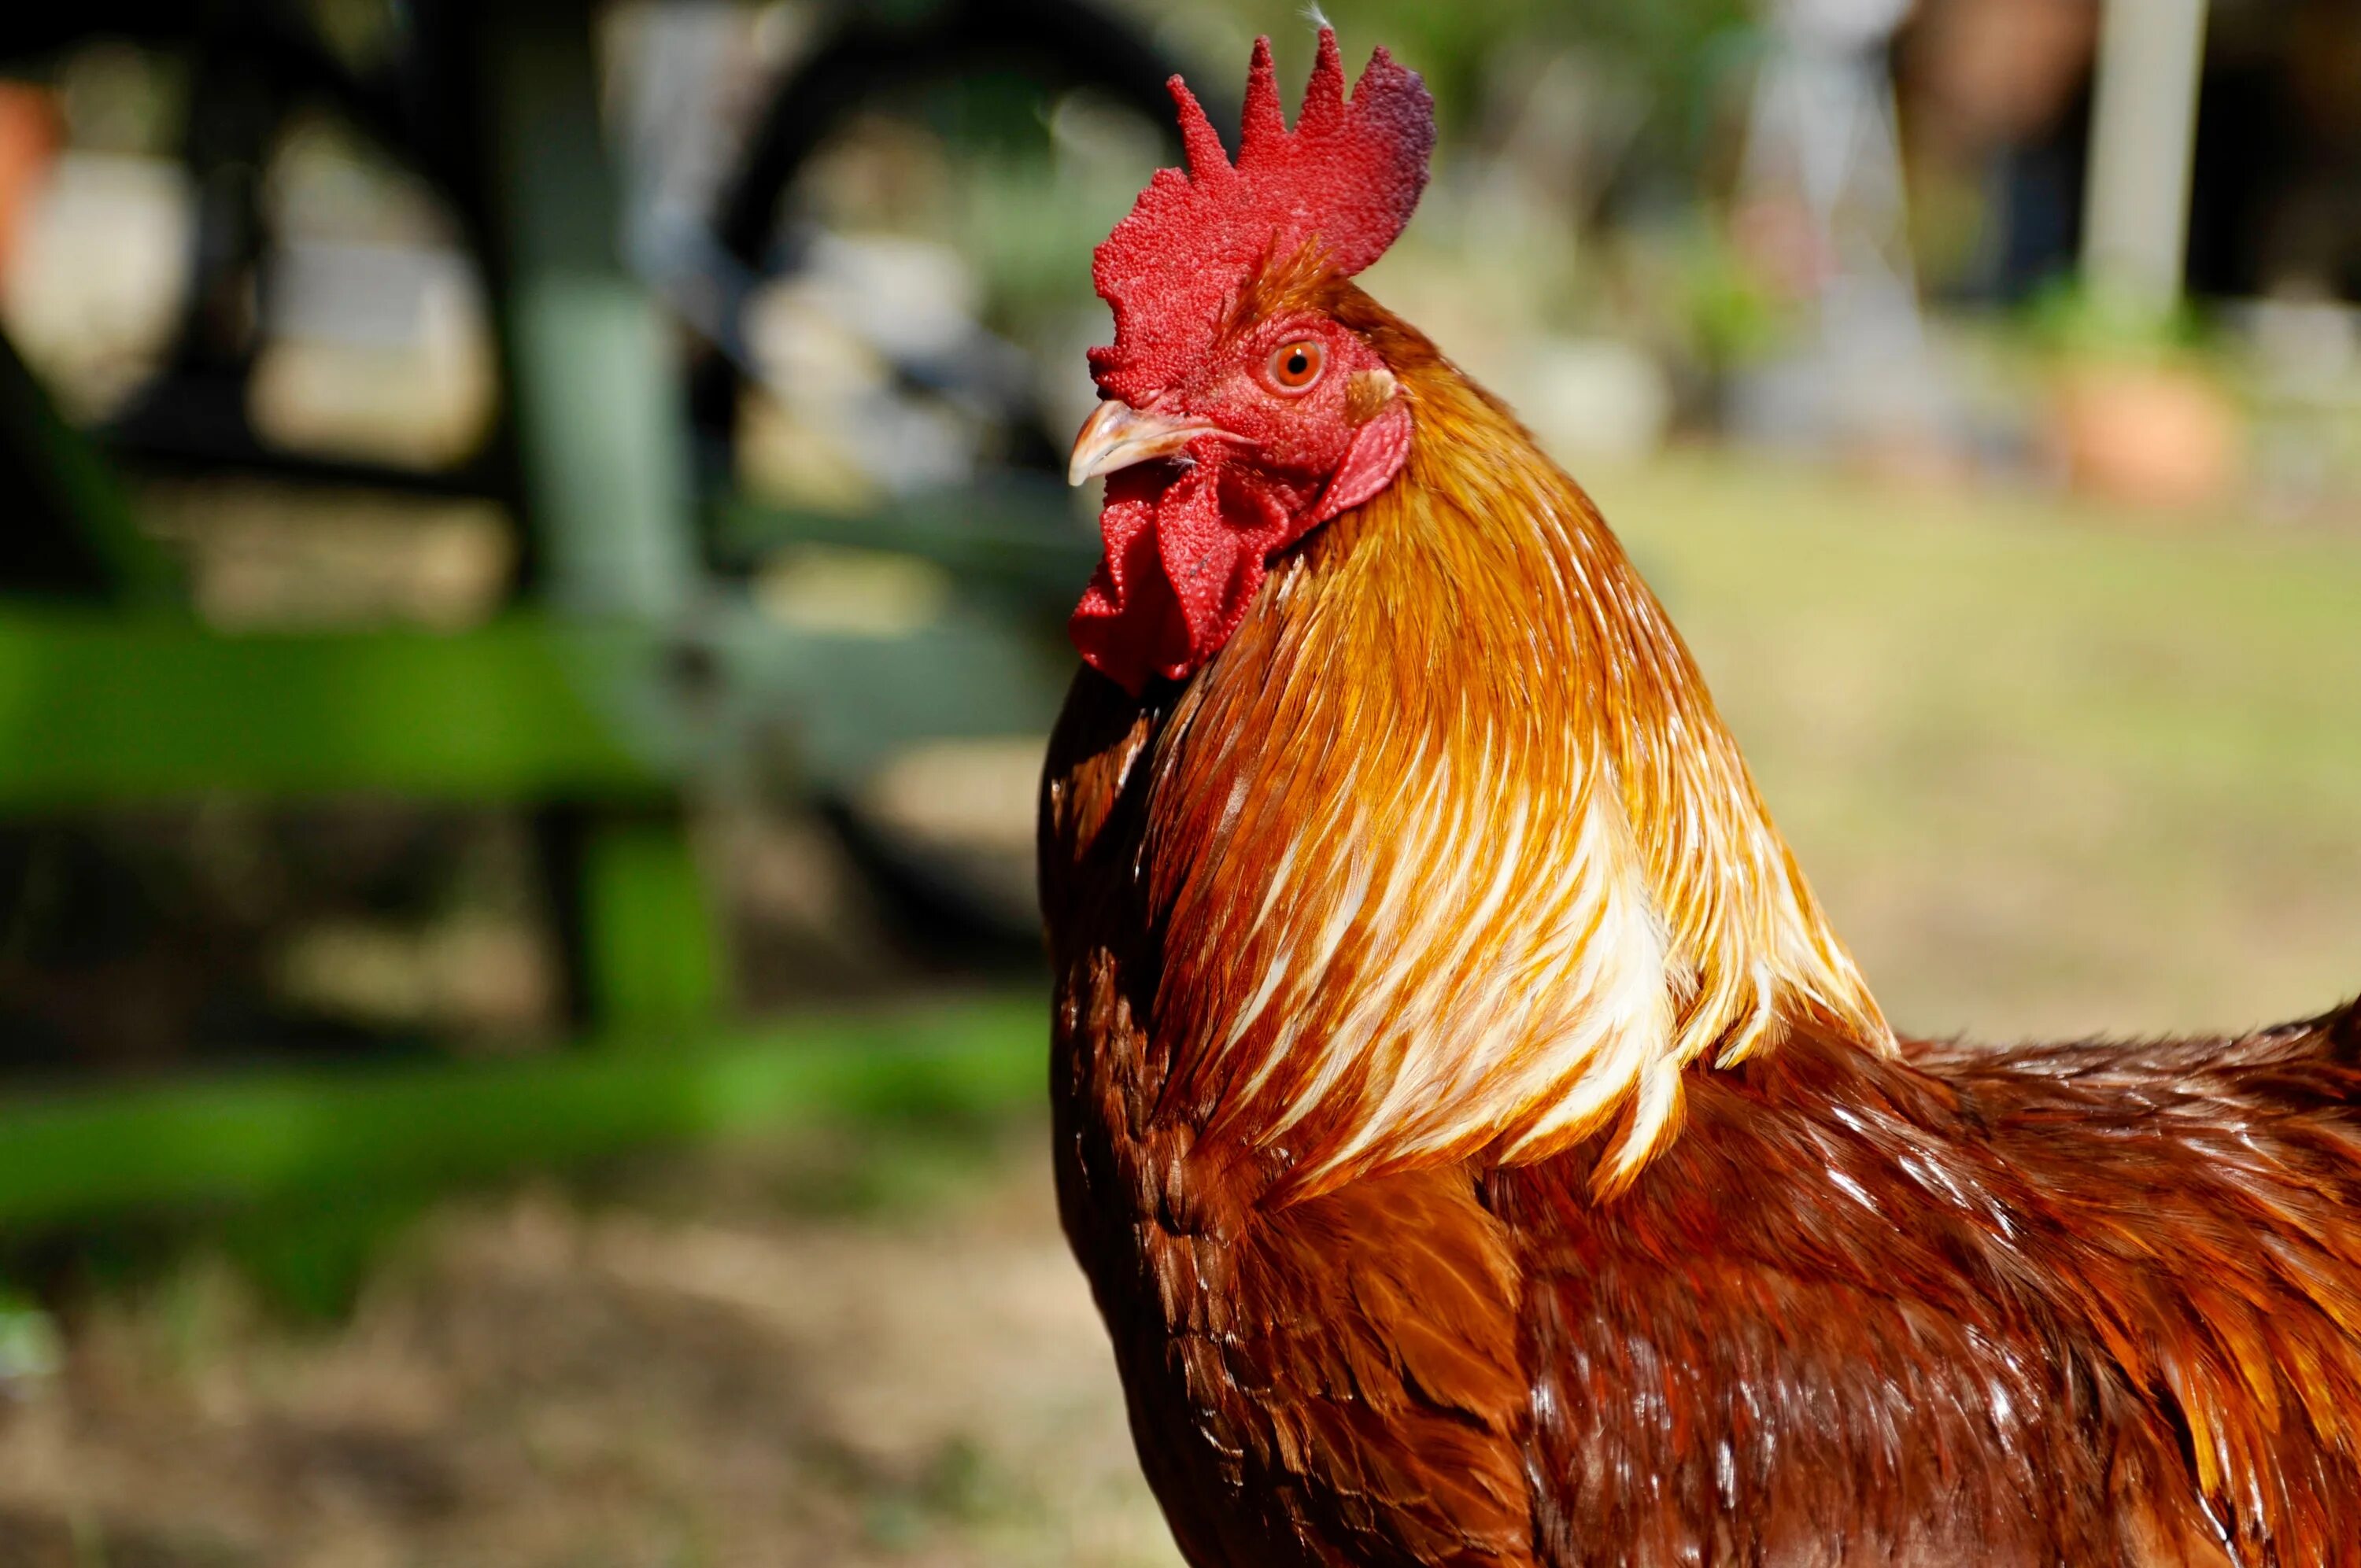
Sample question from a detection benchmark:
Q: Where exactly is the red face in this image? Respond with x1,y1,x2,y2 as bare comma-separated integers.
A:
1161,310,1389,474
1066,303,1413,694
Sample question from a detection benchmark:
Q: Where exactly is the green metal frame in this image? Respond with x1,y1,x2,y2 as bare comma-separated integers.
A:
0,611,656,806
0,995,1043,1228
0,606,1066,806
0,1,1070,1229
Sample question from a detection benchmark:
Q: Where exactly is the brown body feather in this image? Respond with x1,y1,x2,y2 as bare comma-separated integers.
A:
1040,290,2361,1565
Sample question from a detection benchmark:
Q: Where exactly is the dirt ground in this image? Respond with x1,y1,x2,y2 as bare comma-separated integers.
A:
0,1122,1181,1568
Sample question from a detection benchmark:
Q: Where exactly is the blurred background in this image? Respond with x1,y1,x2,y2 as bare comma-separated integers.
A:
0,0,2352,1561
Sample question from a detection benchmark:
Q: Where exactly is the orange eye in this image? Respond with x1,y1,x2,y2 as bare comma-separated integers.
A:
1267,339,1325,393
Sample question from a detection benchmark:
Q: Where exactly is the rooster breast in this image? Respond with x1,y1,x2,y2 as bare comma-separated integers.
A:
1055,980,1538,1567
1044,680,1541,1566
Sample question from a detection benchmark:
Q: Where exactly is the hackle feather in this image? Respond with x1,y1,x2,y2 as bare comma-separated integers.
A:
1077,282,1890,1199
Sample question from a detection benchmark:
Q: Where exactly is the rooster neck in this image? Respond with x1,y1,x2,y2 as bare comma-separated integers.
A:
1050,299,1889,1204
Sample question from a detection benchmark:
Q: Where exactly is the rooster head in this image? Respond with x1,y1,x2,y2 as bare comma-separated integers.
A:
1066,29,1434,694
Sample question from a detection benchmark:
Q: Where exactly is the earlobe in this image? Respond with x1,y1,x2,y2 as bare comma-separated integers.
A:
1310,400,1413,525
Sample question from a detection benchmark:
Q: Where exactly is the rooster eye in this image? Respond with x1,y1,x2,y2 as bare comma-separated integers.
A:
1267,339,1325,393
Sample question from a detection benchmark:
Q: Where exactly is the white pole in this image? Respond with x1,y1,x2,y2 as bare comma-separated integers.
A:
2081,0,2211,317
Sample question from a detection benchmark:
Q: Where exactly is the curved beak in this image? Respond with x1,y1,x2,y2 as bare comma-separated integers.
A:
1066,400,1228,487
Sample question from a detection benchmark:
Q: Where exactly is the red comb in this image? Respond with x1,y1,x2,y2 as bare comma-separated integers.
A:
1088,28,1434,404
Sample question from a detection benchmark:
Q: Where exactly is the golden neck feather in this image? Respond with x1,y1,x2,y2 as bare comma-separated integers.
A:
1096,290,1888,1201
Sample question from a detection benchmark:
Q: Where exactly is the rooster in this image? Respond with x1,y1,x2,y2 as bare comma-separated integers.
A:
1038,29,2361,1567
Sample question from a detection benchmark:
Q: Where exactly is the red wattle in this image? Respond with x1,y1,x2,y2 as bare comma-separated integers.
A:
1070,465,1193,692
1070,409,1415,695
1072,452,1300,695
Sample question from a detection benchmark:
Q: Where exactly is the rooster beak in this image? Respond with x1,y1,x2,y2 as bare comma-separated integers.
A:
1067,400,1227,487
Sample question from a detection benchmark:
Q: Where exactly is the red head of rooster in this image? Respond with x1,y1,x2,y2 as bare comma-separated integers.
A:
1066,30,1432,694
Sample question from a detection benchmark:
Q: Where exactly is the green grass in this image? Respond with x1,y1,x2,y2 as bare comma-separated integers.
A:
1586,454,2361,1042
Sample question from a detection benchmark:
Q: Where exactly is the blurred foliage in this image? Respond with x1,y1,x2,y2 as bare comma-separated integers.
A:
957,113,1161,327
2020,275,2212,364
216,1190,430,1320
300,0,405,74
1661,217,1793,372
0,1286,59,1384
51,42,189,157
